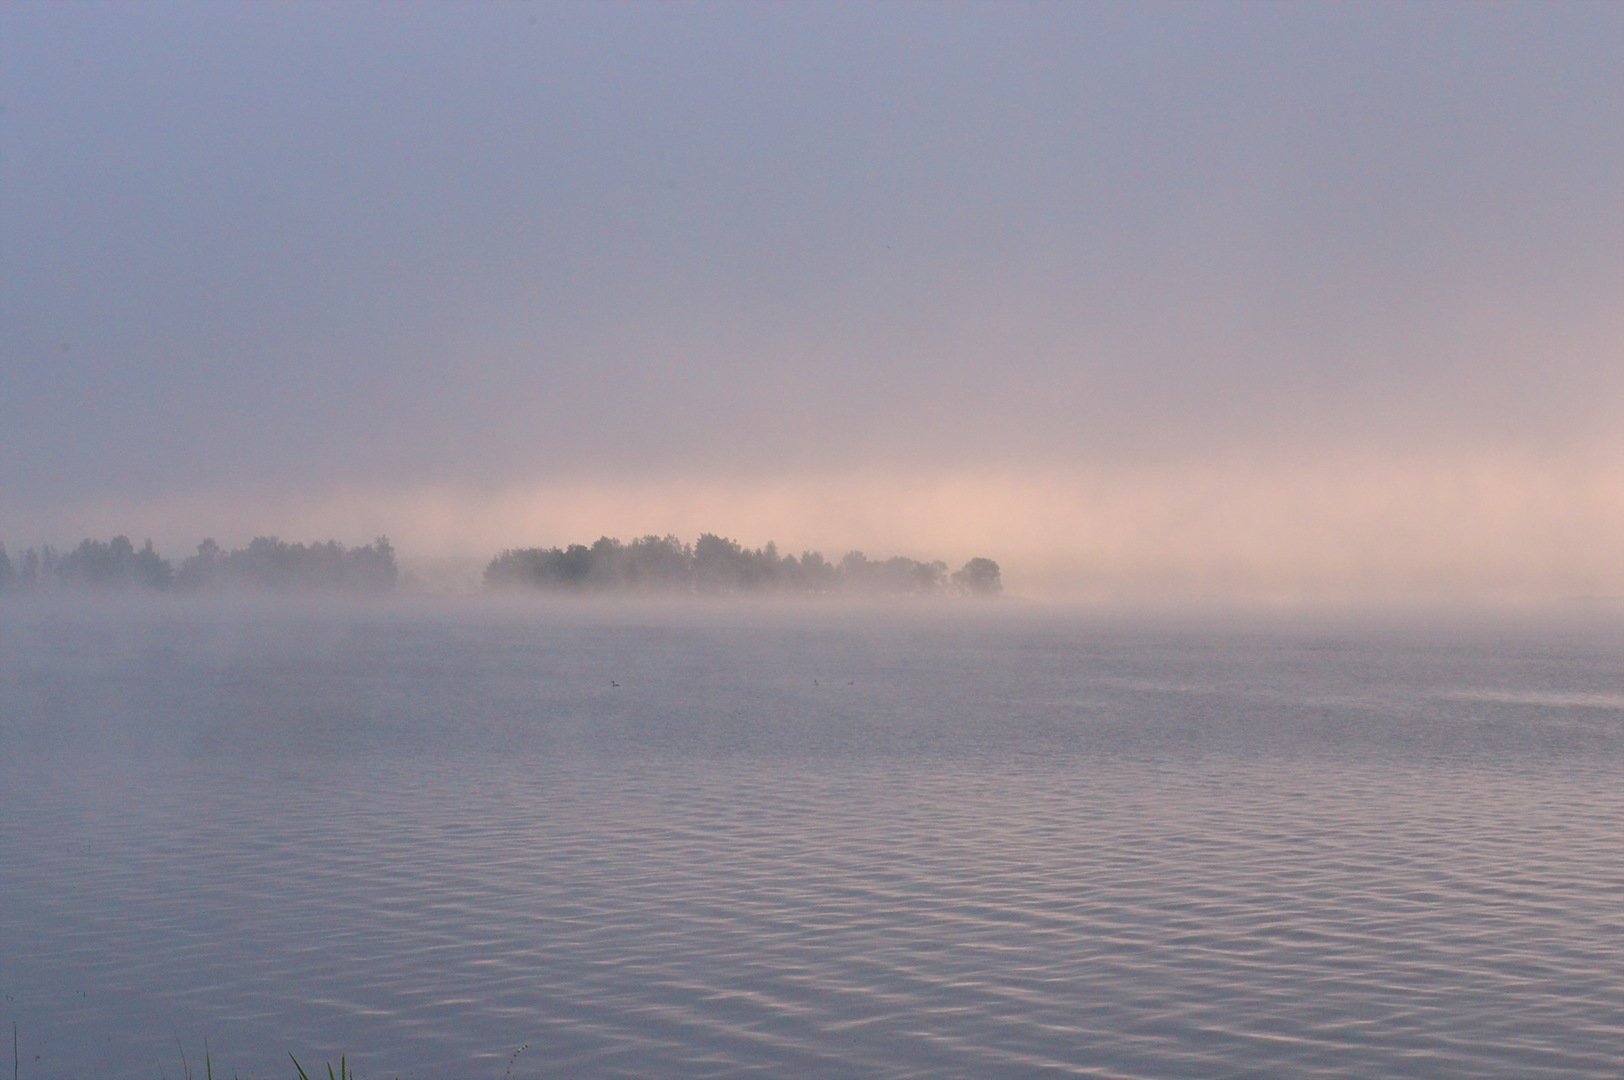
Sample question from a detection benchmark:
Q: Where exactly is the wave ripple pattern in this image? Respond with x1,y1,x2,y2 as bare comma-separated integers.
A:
3,605,1624,1077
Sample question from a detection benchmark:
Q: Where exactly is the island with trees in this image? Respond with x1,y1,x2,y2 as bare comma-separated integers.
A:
0,532,1002,599
485,533,1002,597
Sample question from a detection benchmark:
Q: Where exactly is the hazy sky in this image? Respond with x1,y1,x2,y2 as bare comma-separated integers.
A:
3,2,1621,599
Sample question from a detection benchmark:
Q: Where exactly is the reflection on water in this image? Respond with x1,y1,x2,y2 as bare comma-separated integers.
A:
1439,689,1624,710
3,601,1624,1077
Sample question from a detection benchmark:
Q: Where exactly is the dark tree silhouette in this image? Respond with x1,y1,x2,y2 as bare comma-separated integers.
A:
18,546,55,590
175,536,398,593
56,536,173,590
486,534,1000,597
952,557,1002,596
0,535,405,594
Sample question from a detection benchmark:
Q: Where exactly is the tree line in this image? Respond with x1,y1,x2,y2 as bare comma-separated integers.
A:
0,536,398,594
485,534,1002,596
0,532,1002,597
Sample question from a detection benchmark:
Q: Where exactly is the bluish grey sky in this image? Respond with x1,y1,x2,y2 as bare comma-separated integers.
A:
3,2,1621,597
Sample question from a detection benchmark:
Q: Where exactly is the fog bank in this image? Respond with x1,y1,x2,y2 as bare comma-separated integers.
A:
9,446,1623,603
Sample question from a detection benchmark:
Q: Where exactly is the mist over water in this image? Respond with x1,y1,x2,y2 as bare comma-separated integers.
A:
5,598,1624,1077
5,2,1623,1075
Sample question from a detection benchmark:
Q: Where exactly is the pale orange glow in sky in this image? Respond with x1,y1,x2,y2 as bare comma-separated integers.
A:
3,3,1620,602
37,444,1624,602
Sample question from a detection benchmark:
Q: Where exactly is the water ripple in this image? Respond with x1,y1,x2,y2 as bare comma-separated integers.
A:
4,606,1624,1076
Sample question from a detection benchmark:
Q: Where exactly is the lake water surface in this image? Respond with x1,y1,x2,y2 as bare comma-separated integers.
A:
3,600,1623,1078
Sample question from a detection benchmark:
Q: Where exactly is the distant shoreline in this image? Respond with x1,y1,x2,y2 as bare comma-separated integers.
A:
0,532,1003,599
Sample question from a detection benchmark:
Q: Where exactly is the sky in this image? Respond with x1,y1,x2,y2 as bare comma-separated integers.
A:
2,1,1621,600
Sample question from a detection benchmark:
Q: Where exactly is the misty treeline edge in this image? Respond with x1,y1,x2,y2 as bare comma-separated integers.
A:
0,533,1001,597
0,535,398,594
484,533,1002,596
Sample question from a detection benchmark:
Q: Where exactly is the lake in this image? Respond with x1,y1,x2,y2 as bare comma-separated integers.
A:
3,599,1623,1077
